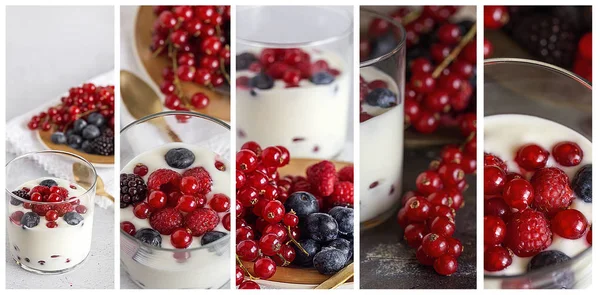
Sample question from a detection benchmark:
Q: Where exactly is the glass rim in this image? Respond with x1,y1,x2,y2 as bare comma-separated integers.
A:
5,150,98,204
236,5,353,48
359,8,407,68
484,58,592,91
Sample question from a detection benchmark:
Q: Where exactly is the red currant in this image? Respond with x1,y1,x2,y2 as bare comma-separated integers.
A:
484,165,506,195
404,223,428,248
515,144,549,170
552,141,583,167
258,233,282,256
502,178,533,211
415,171,443,195
176,195,198,213
430,216,455,237
484,245,512,271
262,200,284,224
421,233,448,258
209,193,230,212
254,257,276,280
405,196,432,222
148,191,167,209
551,209,588,239
121,221,136,236
171,228,192,249
484,215,506,245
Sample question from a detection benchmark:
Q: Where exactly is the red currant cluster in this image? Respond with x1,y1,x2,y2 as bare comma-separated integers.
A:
361,6,477,134
151,6,231,121
484,142,591,273
27,83,115,132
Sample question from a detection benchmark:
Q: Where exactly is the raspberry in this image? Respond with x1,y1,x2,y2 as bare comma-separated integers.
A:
31,204,53,216
337,166,354,183
330,181,354,206
30,185,50,197
484,153,507,172
505,209,552,257
182,167,213,195
184,208,219,236
530,167,574,216
54,203,74,216
306,161,337,197
149,207,183,235
147,169,182,191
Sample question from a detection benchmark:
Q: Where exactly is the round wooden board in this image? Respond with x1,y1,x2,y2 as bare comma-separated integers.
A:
240,158,354,286
38,130,114,166
134,6,230,121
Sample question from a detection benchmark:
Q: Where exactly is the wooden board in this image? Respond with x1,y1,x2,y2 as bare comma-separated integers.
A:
38,130,114,166
134,6,230,121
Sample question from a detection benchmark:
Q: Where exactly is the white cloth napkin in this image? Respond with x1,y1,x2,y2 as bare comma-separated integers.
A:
6,71,115,208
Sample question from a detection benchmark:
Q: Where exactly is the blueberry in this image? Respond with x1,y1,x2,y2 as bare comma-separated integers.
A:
164,148,195,169
310,71,335,85
21,212,40,228
63,212,84,225
292,239,321,267
135,228,162,247
313,247,347,275
67,134,83,149
81,140,94,154
201,231,227,245
39,179,58,187
326,238,353,262
86,112,106,127
370,33,398,59
572,164,592,203
250,73,274,90
236,52,258,70
50,132,67,144
306,213,338,243
82,125,101,140
527,250,574,288
284,192,319,219
328,206,354,236
366,88,397,108
73,119,87,134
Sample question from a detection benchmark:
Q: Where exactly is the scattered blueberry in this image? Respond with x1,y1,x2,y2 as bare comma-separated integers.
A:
527,250,574,288
40,179,58,187
292,239,321,267
50,132,67,144
313,247,347,275
135,228,162,247
328,206,354,236
284,192,319,219
73,119,88,134
21,212,40,228
236,52,258,70
250,73,274,90
370,33,398,60
86,112,106,127
67,134,83,149
572,164,592,203
327,238,353,263
306,213,338,243
366,88,397,108
82,124,101,140
63,212,84,225
165,148,195,169
81,140,94,154
310,71,335,85
201,231,227,245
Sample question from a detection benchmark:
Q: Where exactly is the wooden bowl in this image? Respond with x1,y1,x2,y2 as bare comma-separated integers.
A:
240,158,354,286
37,130,114,167
133,6,230,121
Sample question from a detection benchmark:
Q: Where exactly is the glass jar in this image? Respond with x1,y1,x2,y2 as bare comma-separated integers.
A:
120,111,230,289
236,6,353,159
359,8,406,226
6,150,97,274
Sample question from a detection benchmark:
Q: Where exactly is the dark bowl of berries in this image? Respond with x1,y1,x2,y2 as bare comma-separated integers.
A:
133,6,231,122
236,142,354,289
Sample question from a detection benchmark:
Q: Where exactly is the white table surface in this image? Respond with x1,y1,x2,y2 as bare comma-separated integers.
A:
5,6,115,289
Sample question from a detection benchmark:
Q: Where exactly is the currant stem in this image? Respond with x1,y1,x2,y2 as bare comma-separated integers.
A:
286,226,309,255
401,9,421,25
432,23,477,78
236,255,259,280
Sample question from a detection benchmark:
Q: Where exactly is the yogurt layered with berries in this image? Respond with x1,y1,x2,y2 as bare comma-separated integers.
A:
359,66,404,223
120,142,230,289
8,178,93,273
236,48,350,159
484,115,592,289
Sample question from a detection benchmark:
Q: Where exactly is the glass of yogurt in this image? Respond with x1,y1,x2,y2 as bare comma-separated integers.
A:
236,6,353,159
6,150,97,274
359,8,406,227
120,111,230,289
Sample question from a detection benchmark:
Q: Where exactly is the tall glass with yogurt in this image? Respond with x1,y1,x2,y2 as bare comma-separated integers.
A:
120,111,230,289
236,6,353,159
359,9,406,226
6,150,97,274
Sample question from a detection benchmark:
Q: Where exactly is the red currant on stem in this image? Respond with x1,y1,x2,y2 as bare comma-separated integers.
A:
253,257,276,280
421,233,448,258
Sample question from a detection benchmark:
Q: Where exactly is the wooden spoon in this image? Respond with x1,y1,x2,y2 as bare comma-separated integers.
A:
72,163,114,202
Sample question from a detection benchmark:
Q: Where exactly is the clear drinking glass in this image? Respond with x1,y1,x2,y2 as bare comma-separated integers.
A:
359,8,406,227
236,6,353,159
6,150,97,274
120,111,230,289
484,59,592,289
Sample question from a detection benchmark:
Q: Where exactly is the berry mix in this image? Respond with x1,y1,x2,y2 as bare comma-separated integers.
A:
360,6,476,133
120,146,230,249
483,141,592,287
151,6,230,119
236,141,354,289
26,83,115,156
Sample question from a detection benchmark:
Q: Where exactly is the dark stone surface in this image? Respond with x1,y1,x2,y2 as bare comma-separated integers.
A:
360,147,477,289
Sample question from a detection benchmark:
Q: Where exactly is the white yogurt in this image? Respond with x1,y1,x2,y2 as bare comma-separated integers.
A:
7,178,93,273
359,66,404,223
484,114,592,288
236,50,350,159
120,142,230,289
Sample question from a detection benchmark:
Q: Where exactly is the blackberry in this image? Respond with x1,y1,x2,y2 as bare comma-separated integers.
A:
102,128,115,138
90,135,114,156
120,173,147,208
10,189,30,206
